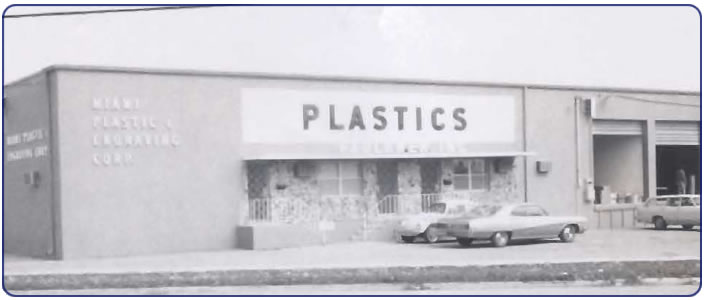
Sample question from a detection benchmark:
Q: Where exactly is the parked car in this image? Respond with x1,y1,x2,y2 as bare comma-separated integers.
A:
394,199,478,243
635,194,700,230
439,203,587,247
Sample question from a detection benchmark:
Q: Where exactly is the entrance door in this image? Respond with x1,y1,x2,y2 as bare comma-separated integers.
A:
376,160,398,213
420,159,442,211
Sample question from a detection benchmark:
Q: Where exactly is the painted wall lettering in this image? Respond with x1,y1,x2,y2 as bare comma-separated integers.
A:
5,128,49,163
90,97,181,167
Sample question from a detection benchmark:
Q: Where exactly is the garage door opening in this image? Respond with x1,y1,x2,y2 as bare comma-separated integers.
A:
592,135,645,204
656,145,700,195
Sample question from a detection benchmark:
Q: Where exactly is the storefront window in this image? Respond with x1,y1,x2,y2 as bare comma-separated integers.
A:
452,159,488,191
319,161,362,195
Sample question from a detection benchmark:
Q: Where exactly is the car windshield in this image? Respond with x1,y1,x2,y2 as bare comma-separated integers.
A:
429,203,446,213
464,205,502,218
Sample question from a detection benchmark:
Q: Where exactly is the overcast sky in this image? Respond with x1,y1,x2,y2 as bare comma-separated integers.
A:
3,5,700,91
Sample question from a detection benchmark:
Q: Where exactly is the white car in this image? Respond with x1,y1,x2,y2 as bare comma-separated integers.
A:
635,195,700,230
394,199,477,243
441,203,588,247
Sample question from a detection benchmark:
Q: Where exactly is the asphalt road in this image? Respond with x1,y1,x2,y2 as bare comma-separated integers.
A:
9,278,701,296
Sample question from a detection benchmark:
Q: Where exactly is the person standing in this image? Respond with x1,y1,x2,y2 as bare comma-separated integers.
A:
675,166,687,194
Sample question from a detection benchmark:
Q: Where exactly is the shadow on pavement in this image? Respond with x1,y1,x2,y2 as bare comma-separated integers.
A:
428,238,565,249
640,227,700,232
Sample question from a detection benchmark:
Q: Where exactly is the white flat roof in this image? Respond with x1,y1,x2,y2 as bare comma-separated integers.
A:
5,64,701,96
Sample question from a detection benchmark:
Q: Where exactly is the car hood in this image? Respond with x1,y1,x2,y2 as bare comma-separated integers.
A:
437,216,480,224
401,213,446,224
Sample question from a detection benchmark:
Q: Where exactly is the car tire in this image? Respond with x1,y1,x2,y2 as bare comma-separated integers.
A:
491,232,509,247
423,228,439,243
682,225,694,230
401,236,416,243
457,238,473,247
559,225,576,243
653,217,667,230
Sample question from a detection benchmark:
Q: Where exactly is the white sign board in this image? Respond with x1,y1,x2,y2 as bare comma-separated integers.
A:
318,220,336,232
241,88,515,147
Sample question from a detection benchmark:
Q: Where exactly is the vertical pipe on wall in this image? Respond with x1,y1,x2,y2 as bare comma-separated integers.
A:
522,87,528,203
574,97,581,215
239,160,248,226
645,119,657,198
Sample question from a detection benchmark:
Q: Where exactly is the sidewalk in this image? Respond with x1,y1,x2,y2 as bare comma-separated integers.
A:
3,229,701,291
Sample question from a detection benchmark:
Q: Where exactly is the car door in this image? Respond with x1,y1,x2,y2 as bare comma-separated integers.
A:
679,196,700,225
509,205,535,239
510,205,549,239
524,206,558,239
652,198,668,221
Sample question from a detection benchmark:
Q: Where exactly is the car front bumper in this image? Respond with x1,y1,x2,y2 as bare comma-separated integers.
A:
447,229,496,239
394,228,424,237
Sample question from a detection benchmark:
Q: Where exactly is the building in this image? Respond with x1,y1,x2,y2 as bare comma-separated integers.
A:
3,65,700,259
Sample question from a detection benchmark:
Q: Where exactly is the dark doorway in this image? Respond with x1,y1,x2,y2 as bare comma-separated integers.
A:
420,159,442,195
656,145,701,195
376,160,398,199
592,135,645,204
246,161,270,199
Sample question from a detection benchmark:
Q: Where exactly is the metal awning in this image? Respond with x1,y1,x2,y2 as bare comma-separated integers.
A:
242,151,536,161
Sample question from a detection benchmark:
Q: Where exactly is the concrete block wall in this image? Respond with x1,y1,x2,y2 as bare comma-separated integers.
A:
261,158,522,223
265,160,379,223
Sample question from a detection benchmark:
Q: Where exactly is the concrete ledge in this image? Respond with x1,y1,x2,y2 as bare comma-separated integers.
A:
236,220,365,250
4,259,700,291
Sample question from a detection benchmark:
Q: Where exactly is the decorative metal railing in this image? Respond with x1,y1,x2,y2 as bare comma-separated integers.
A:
248,190,497,224
248,195,373,224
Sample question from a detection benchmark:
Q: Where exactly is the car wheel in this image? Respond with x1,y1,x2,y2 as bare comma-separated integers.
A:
457,238,473,247
559,225,576,243
653,217,667,230
491,232,509,247
423,228,439,243
682,225,694,230
401,236,416,243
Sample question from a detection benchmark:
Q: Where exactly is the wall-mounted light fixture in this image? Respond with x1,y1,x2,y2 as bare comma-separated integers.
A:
536,160,551,174
24,171,40,187
578,96,597,118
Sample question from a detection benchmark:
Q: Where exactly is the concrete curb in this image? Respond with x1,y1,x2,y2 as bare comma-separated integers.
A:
4,259,700,291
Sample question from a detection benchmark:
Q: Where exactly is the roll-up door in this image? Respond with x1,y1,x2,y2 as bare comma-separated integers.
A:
592,120,644,135
655,121,700,145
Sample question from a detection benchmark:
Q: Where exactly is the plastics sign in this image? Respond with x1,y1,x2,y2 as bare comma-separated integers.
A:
240,87,515,158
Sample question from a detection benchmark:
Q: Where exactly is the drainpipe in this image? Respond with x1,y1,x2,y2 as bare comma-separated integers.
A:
522,87,528,203
574,97,581,215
